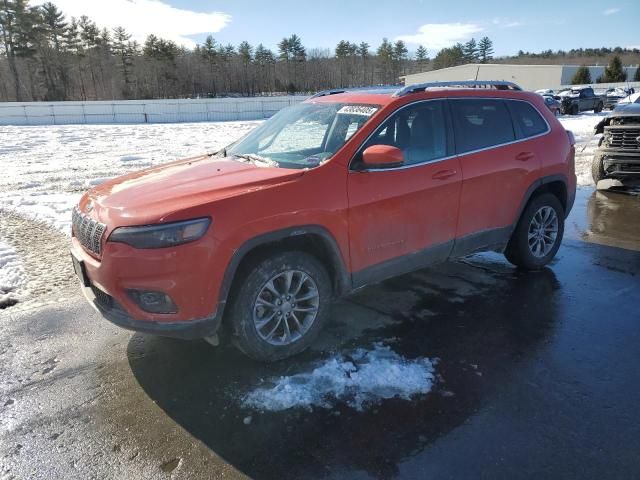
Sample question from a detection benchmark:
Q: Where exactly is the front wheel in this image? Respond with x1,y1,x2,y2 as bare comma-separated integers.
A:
505,193,565,270
228,251,332,361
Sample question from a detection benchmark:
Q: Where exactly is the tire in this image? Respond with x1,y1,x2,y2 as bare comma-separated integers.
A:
594,102,603,113
228,251,332,362
570,104,579,115
505,193,565,270
591,154,606,183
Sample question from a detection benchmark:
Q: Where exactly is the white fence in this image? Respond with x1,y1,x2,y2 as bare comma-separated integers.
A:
0,96,309,126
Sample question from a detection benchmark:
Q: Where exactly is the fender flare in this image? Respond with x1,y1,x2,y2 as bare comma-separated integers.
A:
216,225,351,318
514,174,573,227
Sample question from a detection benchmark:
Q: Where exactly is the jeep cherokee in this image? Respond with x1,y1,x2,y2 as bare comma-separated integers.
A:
70,81,577,361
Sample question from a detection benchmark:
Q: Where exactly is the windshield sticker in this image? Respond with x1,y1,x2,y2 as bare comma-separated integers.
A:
338,105,378,116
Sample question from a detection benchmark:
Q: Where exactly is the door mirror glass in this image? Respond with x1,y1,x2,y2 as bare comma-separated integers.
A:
362,145,404,168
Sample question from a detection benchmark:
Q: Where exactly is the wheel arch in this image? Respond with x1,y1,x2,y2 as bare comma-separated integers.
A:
217,225,351,321
515,175,572,227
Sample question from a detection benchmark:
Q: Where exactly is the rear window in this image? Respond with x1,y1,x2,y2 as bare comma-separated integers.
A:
508,101,548,139
450,99,515,154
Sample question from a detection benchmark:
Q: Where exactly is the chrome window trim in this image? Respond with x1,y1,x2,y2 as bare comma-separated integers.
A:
350,97,551,173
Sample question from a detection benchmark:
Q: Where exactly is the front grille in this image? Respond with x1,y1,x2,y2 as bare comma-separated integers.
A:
72,206,106,255
604,126,640,151
91,285,113,310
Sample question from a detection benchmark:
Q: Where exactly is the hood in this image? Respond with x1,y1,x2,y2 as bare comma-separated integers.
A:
81,155,305,225
612,103,640,114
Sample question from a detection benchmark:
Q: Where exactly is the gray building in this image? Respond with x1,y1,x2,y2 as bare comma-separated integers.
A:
402,63,640,91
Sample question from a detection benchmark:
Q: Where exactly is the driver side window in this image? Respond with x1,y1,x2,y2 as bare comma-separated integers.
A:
355,101,448,168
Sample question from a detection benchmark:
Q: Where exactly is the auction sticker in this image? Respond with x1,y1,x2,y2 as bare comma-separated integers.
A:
338,105,378,116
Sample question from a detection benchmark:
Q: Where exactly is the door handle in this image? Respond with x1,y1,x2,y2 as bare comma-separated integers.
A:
516,152,535,162
432,169,457,180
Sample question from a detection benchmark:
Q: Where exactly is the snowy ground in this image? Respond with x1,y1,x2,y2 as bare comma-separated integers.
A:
0,240,26,308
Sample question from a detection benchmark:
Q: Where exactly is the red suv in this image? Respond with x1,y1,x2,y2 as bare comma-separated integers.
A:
71,81,576,361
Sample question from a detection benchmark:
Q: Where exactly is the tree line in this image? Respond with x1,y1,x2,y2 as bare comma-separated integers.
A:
0,1,499,101
2,0,638,102
571,56,640,85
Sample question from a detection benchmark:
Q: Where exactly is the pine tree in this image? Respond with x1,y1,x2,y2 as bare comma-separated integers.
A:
112,26,134,97
433,44,465,70
0,0,40,100
571,66,592,85
478,37,494,63
599,55,627,82
463,38,478,62
356,41,370,85
415,45,429,70
40,2,67,51
376,38,394,83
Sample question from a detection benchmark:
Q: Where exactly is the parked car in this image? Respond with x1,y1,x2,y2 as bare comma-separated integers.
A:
536,89,555,96
615,92,640,107
542,94,562,116
604,87,635,110
592,102,640,183
70,81,577,361
558,87,604,115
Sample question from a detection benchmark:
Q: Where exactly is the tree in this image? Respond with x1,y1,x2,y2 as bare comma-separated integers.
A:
571,65,592,85
0,0,40,100
356,41,370,84
463,38,478,62
478,36,494,63
415,45,428,69
376,38,394,83
433,44,465,70
112,26,134,97
599,55,627,82
393,40,408,78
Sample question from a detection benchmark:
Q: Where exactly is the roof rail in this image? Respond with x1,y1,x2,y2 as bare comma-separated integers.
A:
393,80,522,97
309,85,399,99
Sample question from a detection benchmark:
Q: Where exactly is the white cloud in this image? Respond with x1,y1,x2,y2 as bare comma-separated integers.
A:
30,0,231,47
603,7,620,15
492,18,522,28
396,23,483,50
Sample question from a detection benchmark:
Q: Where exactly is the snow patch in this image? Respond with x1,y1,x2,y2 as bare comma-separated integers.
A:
243,343,436,412
0,240,27,307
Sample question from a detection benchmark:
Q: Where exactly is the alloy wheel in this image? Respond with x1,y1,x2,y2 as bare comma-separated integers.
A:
253,270,320,346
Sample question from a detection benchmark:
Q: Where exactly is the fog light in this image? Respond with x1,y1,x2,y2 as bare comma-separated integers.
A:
126,289,178,314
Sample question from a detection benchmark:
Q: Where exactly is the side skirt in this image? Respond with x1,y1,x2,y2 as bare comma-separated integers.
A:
350,226,512,290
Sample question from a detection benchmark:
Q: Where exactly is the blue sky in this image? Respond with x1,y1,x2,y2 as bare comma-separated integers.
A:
34,0,640,56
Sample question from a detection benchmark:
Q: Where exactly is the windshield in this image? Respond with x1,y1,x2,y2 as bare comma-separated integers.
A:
227,102,380,169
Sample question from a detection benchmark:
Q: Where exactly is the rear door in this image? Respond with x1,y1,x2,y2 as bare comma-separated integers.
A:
450,98,545,255
347,100,462,285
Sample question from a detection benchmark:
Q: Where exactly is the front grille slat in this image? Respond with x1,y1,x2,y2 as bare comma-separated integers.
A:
605,126,640,151
72,206,106,256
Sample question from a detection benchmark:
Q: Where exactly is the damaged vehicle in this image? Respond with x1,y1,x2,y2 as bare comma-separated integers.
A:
592,102,640,183
559,87,604,115
604,87,635,110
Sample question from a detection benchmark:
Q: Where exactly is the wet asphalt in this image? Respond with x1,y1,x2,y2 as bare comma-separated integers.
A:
1,186,639,479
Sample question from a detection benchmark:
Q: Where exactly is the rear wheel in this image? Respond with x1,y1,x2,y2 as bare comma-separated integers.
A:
228,251,331,362
570,103,579,115
505,193,564,270
594,102,603,113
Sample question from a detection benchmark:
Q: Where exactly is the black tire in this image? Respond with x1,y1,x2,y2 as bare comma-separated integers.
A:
228,251,331,362
591,154,606,183
570,103,579,115
505,193,565,270
594,102,603,113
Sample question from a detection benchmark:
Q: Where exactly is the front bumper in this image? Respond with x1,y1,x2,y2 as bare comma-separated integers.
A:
595,149,640,177
76,272,222,339
70,235,226,339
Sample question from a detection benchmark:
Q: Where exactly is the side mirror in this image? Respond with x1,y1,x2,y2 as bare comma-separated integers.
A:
361,145,404,168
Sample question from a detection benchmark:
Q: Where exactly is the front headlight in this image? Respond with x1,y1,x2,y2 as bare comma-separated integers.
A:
108,218,211,249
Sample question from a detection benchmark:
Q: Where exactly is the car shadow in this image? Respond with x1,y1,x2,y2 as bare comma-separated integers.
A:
126,258,561,479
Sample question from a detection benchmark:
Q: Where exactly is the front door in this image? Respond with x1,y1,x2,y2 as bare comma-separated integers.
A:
347,100,462,286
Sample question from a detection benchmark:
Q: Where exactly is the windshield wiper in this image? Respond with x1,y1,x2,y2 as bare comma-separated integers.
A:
231,153,279,168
